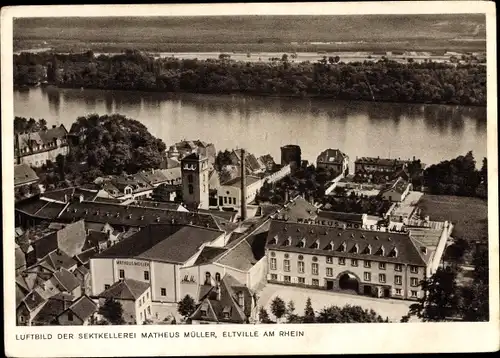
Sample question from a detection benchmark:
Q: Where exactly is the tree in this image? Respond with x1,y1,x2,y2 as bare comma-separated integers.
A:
303,297,315,323
406,267,461,321
177,294,197,319
258,307,274,323
286,300,302,323
270,296,287,321
98,298,125,325
317,305,387,323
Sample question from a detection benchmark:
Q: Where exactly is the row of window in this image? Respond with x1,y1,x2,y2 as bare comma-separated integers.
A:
270,257,419,273
269,274,419,297
363,273,419,286
119,269,150,281
220,196,237,205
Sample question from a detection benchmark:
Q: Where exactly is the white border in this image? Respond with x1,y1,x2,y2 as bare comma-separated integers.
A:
2,2,498,356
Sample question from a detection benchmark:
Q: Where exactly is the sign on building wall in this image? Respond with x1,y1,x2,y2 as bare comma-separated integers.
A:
116,259,149,267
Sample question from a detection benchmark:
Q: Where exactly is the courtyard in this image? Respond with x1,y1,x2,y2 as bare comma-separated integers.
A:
257,283,417,323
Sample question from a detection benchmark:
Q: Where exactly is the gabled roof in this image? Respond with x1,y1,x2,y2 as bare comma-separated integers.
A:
274,196,317,222
156,168,182,182
317,149,348,164
32,293,74,325
53,268,80,292
42,250,78,271
97,279,149,301
57,201,225,231
380,177,411,195
15,244,27,270
14,164,39,187
17,125,68,151
190,274,250,323
266,219,428,266
65,295,98,321
137,170,170,186
19,290,46,311
75,247,98,266
193,246,228,266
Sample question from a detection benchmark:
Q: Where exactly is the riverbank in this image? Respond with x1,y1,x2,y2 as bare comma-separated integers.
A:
14,52,487,107
24,83,488,108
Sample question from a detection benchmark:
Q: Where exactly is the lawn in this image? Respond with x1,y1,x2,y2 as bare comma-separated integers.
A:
417,194,488,243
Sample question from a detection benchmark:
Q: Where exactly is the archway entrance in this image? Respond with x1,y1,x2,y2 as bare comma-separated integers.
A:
338,273,359,292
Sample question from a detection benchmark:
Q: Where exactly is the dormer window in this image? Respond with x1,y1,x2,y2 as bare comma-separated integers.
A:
339,241,347,252
365,244,372,255
379,246,386,256
352,243,359,254
269,236,278,245
284,237,291,246
297,238,305,248
325,241,334,251
311,240,320,249
390,247,398,257
223,306,231,319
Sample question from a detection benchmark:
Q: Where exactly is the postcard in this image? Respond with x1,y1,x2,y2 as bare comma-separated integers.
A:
2,2,498,357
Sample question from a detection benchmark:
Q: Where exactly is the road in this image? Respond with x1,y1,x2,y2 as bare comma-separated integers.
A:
257,284,418,322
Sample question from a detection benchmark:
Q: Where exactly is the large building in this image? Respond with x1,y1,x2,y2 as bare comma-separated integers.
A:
316,148,349,177
15,125,69,167
217,175,262,209
264,218,451,301
181,153,210,210
354,157,408,175
90,224,226,320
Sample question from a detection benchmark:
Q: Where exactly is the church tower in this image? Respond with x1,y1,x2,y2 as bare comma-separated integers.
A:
181,152,209,210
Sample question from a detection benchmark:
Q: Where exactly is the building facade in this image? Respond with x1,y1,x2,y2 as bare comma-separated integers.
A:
181,153,210,210
354,157,408,175
316,149,349,177
15,125,69,167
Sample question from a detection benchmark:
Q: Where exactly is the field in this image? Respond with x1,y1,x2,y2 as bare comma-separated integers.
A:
13,14,486,53
417,194,488,243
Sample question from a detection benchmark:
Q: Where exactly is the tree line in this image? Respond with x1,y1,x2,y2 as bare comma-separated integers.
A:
260,297,389,323
423,151,487,198
13,49,486,106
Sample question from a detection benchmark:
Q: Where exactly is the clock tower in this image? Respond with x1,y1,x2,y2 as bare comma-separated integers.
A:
181,152,209,210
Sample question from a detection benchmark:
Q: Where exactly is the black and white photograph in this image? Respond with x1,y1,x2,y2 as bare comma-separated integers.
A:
2,2,498,356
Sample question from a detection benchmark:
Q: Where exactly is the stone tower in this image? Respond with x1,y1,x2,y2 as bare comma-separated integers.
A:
181,152,209,210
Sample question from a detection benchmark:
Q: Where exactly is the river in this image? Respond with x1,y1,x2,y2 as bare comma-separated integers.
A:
14,87,487,170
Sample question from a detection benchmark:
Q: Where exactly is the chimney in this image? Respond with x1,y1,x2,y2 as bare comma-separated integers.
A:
284,189,289,203
240,149,247,221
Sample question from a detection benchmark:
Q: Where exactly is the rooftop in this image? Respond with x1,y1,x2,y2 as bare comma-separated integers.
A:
266,219,431,266
355,157,408,167
14,164,39,187
96,279,150,301
66,295,98,321
98,224,224,264
317,148,348,164
316,211,366,224
273,196,318,222
222,175,261,187
381,177,411,195
55,201,228,231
